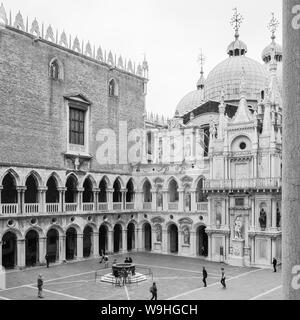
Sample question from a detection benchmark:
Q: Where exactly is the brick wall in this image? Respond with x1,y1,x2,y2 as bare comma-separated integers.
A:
0,27,145,172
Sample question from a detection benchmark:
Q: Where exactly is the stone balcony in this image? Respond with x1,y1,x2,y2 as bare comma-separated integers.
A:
204,178,282,191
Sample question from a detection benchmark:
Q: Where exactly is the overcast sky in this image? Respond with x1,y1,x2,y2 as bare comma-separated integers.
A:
6,0,282,117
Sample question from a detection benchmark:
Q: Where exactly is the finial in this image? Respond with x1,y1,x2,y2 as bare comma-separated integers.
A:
230,7,244,40
197,49,205,76
268,12,279,43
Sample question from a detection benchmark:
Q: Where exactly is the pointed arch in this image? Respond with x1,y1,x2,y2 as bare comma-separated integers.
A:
45,172,63,188
24,170,43,188
80,174,97,189
0,168,21,186
49,57,64,80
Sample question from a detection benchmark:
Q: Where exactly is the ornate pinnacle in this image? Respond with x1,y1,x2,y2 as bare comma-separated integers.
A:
197,49,206,75
230,7,244,39
268,12,279,42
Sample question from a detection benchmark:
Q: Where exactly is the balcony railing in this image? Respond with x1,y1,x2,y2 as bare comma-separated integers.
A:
0,203,18,214
82,203,94,212
197,202,208,212
98,203,108,211
143,202,152,210
204,178,282,190
126,203,134,210
25,203,40,214
64,203,77,212
168,202,178,211
46,203,60,213
113,203,122,210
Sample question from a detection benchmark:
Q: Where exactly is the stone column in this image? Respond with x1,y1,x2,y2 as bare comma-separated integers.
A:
190,189,197,212
207,234,212,260
151,190,157,211
17,239,25,269
135,228,141,251
107,188,114,211
178,188,185,212
0,186,2,212
135,191,143,210
77,188,84,212
38,187,47,213
107,230,113,254
190,231,196,257
59,236,66,262
271,198,277,230
121,189,127,210
283,0,300,300
0,241,2,267
162,189,168,211
38,237,46,264
251,197,255,229
162,229,168,253
93,188,100,212
250,237,255,265
58,187,66,213
134,227,139,252
121,229,127,253
93,232,99,257
76,233,83,259
17,187,26,214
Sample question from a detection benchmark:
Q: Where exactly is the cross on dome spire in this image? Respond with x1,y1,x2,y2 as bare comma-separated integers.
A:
268,12,279,42
198,49,206,75
230,7,244,40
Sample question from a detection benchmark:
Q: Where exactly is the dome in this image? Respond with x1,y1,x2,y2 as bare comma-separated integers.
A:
176,89,205,116
227,39,248,56
204,56,269,102
262,42,282,63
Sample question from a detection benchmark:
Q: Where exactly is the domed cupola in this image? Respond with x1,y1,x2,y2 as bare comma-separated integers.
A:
262,13,282,63
227,8,247,57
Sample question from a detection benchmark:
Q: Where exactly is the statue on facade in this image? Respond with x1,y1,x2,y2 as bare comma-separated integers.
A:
183,227,190,245
155,224,162,242
234,217,243,239
259,208,267,229
276,207,281,228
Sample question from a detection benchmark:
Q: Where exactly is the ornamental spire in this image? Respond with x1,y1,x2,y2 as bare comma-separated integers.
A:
268,12,279,43
230,7,244,40
196,49,206,90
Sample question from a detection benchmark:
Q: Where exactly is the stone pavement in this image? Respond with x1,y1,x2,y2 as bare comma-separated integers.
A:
0,253,282,300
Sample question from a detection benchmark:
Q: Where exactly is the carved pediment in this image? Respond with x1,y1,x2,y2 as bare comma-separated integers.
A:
64,94,91,106
151,216,165,224
178,217,193,225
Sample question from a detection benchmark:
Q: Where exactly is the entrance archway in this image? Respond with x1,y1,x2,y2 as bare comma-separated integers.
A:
114,224,122,253
143,223,152,251
127,223,135,251
168,224,178,253
66,227,77,260
83,226,93,258
99,225,108,254
2,232,17,269
25,230,39,266
197,225,208,257
46,229,59,262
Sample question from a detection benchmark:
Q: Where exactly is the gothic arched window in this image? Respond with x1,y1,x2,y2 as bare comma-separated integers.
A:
108,79,118,97
49,58,63,81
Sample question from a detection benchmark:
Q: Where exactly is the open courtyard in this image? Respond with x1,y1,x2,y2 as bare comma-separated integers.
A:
0,253,282,300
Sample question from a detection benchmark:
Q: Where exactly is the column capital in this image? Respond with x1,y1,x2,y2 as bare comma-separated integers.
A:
93,188,100,193
17,186,26,192
0,185,3,190
38,187,48,192
58,187,67,192
77,188,84,192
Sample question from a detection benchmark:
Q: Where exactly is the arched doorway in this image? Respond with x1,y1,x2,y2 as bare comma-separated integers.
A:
168,224,178,253
66,227,77,260
127,223,135,251
197,225,208,257
99,225,108,254
143,223,152,251
25,230,39,266
83,226,93,258
2,232,17,269
46,229,59,262
114,224,122,253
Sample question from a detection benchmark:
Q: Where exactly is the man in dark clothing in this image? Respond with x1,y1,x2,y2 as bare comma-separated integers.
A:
37,275,44,298
45,254,50,268
202,267,208,287
221,268,226,289
150,282,157,300
273,258,277,272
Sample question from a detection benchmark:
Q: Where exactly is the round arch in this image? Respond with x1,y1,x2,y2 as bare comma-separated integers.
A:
167,223,179,254
2,231,18,268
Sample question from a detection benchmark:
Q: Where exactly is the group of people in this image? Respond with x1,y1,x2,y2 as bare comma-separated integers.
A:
202,267,226,289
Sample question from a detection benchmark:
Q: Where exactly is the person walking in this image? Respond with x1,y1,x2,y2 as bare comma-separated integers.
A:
37,274,44,298
150,282,157,300
45,254,50,268
202,267,208,287
273,257,277,272
220,268,226,289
